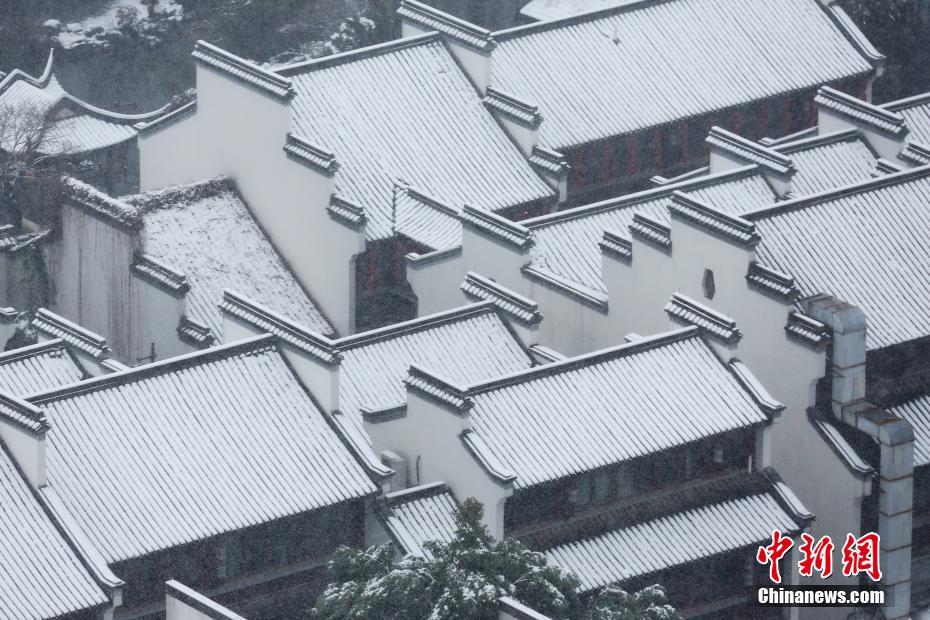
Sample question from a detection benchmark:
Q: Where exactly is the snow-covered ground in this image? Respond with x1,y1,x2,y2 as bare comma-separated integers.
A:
48,0,183,49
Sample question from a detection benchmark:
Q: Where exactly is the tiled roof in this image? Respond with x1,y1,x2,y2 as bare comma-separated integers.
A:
545,489,800,592
889,393,930,468
520,0,627,21
815,87,908,138
463,329,769,489
524,167,775,293
0,339,85,395
122,178,335,340
0,445,108,618
772,130,880,196
745,166,930,351
27,335,376,563
884,92,930,146
33,308,112,362
278,35,554,241
378,482,459,558
491,0,875,149
337,303,533,441
0,51,164,155
394,186,463,251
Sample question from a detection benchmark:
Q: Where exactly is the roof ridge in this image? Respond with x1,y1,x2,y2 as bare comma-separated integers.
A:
50,91,168,124
599,229,632,263
33,309,111,362
121,176,234,209
466,326,699,395
665,293,741,345
483,87,542,128
460,272,542,326
628,212,671,251
494,0,672,41
219,290,340,365
0,338,67,365
405,365,472,412
815,86,908,138
0,391,49,435
881,91,930,112
521,165,759,230
134,101,197,134
398,1,495,52
706,126,795,177
328,194,367,230
275,32,440,76
770,128,861,154
192,40,294,101
742,163,930,221
400,185,459,217
745,262,799,301
284,133,339,176
384,480,450,503
26,333,276,404
62,176,141,231
669,191,759,249
900,142,930,166
460,205,534,250
131,253,191,297
335,301,496,349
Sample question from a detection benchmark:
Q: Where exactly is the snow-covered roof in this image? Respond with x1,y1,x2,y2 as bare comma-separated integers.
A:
0,50,165,155
519,0,627,22
377,482,459,558
889,393,930,468
276,34,554,241
26,335,376,563
394,185,463,251
772,129,880,196
524,167,776,294
122,178,335,340
545,479,802,592
884,92,930,147
0,339,85,395
456,328,772,490
0,444,109,618
490,0,876,150
338,302,534,441
745,165,930,351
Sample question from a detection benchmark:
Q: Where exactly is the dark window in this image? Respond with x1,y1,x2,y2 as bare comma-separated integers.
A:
703,268,716,299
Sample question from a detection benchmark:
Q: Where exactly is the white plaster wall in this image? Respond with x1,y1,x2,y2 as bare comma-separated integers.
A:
490,110,536,158
523,283,615,356
166,594,239,620
52,204,138,361
140,64,364,335
410,227,531,317
129,275,191,362
400,22,491,93
366,391,511,539
603,220,866,608
0,422,44,488
817,109,904,161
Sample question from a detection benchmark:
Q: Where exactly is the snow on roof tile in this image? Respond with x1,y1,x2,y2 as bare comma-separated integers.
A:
772,130,881,196
0,445,108,618
523,167,775,293
0,51,164,155
519,0,628,21
394,186,463,251
463,328,769,489
33,308,112,362
545,490,799,592
0,339,85,396
27,335,376,563
815,87,908,138
378,482,459,558
889,393,930,468
744,166,930,351
491,0,875,150
884,92,930,147
122,178,335,340
337,303,534,441
278,35,554,241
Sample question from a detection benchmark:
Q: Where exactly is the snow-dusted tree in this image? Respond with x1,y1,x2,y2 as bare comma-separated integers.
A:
0,103,66,226
311,498,681,620
582,584,680,620
323,17,377,56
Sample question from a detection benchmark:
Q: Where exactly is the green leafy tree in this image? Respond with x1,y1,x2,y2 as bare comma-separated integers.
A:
312,498,680,620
